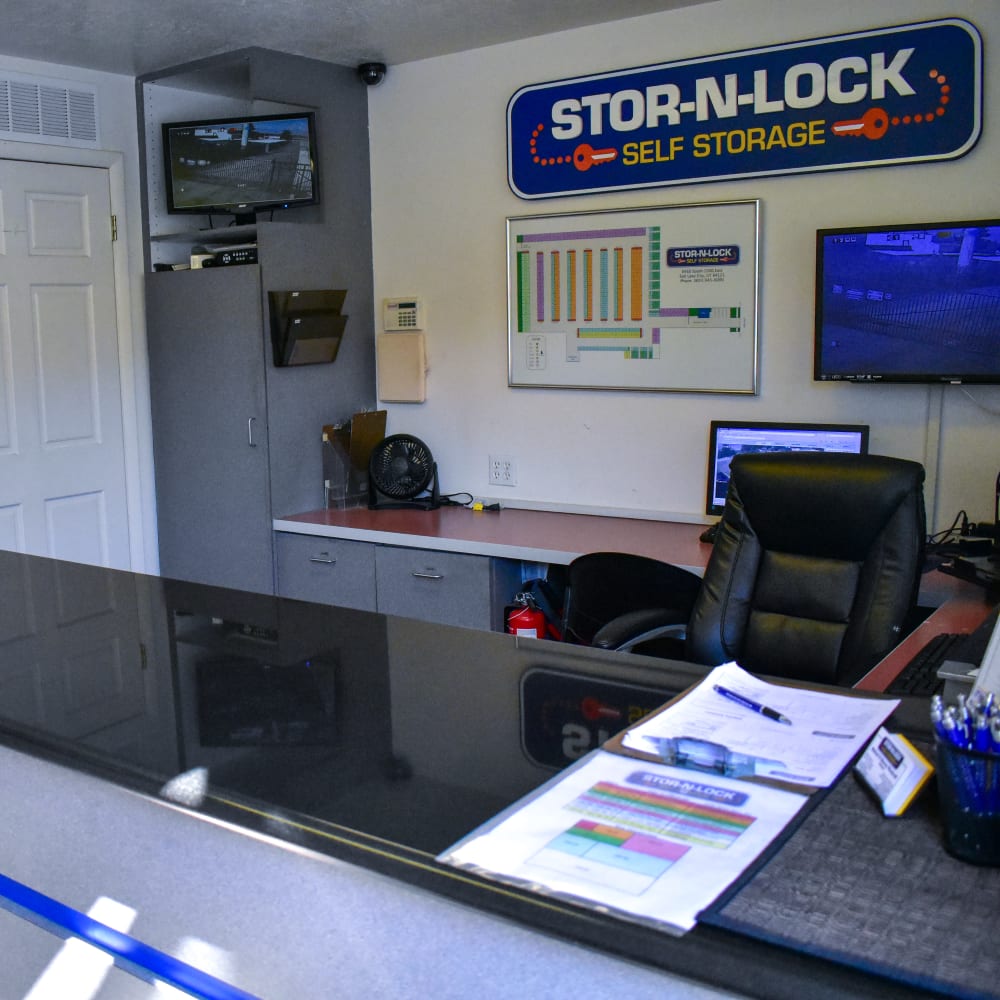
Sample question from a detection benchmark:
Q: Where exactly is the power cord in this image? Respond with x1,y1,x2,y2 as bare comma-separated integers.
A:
927,509,970,549
926,509,998,561
438,492,503,512
439,492,474,507
961,387,1000,417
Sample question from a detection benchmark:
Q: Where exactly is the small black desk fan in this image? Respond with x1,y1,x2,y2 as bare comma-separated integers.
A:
368,434,441,510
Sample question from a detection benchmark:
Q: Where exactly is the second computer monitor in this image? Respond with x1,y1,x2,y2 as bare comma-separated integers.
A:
706,420,870,516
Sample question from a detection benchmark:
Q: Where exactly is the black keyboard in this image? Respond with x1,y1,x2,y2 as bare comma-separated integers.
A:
886,632,965,696
886,606,1000,697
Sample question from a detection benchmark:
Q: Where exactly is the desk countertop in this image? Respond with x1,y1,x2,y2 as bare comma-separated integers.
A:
0,551,996,999
277,506,997,693
856,572,994,690
274,504,713,569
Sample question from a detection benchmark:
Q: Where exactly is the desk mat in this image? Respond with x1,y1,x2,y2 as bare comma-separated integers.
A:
702,772,999,1000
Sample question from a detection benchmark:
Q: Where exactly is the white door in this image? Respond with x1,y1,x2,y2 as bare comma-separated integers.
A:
0,159,131,568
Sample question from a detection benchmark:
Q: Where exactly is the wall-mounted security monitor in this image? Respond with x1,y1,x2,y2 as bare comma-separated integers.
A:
268,289,347,367
162,111,319,225
814,218,1000,383
706,421,870,516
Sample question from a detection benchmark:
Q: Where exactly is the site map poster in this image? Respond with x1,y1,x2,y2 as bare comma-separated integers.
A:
507,200,758,392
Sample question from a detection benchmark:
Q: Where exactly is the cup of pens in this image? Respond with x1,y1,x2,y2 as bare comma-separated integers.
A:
933,692,1000,866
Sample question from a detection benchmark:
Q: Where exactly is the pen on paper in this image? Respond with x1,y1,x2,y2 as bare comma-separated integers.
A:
713,684,792,725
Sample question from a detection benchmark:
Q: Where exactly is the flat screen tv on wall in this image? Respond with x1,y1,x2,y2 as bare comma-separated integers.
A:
162,111,319,225
814,218,1000,384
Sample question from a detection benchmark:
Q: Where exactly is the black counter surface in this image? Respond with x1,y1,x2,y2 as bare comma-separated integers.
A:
0,550,988,1000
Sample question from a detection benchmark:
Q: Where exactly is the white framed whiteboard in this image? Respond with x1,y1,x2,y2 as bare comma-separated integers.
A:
507,199,759,393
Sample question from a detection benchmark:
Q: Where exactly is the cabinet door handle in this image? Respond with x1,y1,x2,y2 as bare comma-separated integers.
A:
411,571,443,580
247,416,257,447
309,553,336,564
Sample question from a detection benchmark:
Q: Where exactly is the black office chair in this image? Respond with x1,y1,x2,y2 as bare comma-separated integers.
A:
561,452,926,687
560,551,702,655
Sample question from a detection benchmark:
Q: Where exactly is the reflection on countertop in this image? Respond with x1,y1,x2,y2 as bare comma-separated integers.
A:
0,549,695,857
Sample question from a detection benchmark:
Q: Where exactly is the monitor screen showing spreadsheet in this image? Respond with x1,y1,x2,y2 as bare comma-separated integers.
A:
706,421,870,515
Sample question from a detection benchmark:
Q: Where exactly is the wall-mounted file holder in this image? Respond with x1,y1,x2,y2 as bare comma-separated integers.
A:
268,289,348,367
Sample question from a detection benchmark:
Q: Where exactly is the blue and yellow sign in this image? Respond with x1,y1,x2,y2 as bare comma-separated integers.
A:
507,19,981,199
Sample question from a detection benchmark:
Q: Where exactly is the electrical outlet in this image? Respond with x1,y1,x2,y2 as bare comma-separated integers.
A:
489,454,517,486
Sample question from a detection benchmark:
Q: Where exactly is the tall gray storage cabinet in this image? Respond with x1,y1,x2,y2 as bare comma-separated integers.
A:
140,50,377,593
146,222,376,595
146,265,273,593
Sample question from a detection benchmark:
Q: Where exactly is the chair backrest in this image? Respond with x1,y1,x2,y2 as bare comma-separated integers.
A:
686,452,926,686
561,551,702,647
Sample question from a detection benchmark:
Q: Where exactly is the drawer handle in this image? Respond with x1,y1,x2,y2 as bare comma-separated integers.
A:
309,553,337,565
411,571,443,580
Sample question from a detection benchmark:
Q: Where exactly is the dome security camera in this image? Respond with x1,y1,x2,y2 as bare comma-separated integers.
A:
358,62,387,86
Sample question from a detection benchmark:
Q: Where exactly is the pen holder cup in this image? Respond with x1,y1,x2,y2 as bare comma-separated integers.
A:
934,736,1000,867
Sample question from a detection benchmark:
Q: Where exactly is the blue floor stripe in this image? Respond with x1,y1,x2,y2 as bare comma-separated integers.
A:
0,872,262,1000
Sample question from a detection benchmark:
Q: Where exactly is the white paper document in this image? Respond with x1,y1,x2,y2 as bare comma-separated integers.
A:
440,749,807,934
623,662,899,788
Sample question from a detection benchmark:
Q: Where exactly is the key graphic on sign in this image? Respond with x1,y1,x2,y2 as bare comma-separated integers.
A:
573,143,619,171
581,696,622,721
831,107,890,140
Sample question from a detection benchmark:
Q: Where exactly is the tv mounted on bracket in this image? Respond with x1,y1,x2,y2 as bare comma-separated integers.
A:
162,111,319,225
814,218,1000,384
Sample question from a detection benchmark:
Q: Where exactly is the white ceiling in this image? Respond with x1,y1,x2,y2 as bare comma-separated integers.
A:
1,0,714,78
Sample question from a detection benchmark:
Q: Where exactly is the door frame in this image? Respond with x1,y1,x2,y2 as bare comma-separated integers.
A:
1,139,152,572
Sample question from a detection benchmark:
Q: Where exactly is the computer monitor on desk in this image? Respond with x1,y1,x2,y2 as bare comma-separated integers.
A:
705,420,871,517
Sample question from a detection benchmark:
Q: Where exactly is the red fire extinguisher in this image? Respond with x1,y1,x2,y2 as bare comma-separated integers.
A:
505,592,548,638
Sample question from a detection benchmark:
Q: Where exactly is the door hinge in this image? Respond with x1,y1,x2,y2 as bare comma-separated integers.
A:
111,214,118,242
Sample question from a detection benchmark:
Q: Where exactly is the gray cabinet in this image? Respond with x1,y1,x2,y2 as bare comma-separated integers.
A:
140,49,377,595
377,546,521,630
147,266,275,594
275,533,376,611
146,223,377,594
275,531,521,630
375,547,495,630
276,531,523,631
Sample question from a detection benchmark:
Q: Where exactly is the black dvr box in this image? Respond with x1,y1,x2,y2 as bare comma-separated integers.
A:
210,246,258,266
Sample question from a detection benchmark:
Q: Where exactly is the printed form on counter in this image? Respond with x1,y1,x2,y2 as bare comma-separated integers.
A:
623,661,900,789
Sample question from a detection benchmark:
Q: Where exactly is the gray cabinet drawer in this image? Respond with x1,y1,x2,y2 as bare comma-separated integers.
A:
375,546,492,630
275,532,376,611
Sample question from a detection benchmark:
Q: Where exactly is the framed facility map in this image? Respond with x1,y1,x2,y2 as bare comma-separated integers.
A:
507,199,759,393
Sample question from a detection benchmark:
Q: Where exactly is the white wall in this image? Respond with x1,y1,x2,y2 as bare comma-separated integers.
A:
369,0,1000,532
0,54,158,571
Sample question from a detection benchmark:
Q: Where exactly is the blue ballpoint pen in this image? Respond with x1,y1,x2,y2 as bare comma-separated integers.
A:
941,710,965,749
957,693,971,731
713,684,792,725
930,701,949,743
973,712,991,753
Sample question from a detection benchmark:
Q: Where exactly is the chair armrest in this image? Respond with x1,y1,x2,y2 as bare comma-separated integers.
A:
591,608,690,652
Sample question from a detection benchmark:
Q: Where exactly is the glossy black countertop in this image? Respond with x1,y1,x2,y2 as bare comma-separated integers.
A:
0,550,703,844
0,551,974,1000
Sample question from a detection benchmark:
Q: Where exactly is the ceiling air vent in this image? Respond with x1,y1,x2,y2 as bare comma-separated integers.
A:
0,73,99,148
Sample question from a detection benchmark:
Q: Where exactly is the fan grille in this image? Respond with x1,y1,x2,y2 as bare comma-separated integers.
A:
369,435,434,499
